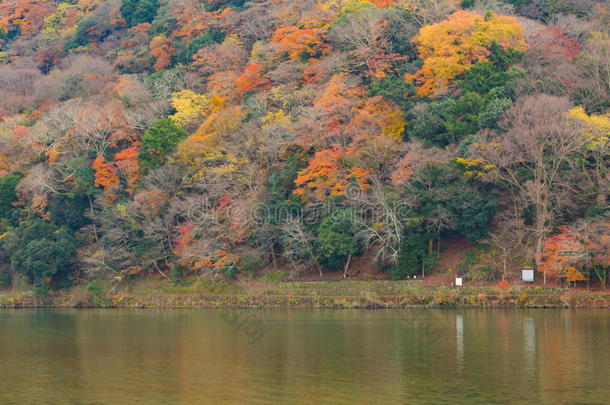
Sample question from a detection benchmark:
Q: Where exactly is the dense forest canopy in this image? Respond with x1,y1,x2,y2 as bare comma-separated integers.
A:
0,0,607,294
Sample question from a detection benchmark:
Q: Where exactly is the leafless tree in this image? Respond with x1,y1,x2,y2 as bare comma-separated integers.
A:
329,6,402,74
574,34,610,114
351,176,416,268
280,216,324,280
397,0,458,27
476,95,588,283
487,213,534,281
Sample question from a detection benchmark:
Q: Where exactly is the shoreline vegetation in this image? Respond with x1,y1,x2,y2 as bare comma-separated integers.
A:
1,278,609,309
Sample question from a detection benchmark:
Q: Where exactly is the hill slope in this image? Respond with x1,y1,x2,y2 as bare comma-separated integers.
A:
0,0,607,293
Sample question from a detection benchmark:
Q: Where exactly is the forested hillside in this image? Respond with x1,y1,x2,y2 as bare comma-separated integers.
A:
0,0,607,294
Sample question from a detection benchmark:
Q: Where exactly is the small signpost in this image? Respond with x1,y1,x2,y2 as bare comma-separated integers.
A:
455,277,463,287
522,269,534,283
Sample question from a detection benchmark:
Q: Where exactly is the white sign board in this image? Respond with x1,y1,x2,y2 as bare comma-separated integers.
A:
455,277,463,286
522,269,534,282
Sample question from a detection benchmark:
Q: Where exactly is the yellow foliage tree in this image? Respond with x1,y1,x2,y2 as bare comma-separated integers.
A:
406,10,527,97
169,90,224,129
177,105,246,187
568,106,610,150
568,106,610,200
261,109,291,131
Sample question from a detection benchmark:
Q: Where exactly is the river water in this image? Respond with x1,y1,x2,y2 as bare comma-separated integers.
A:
0,309,608,404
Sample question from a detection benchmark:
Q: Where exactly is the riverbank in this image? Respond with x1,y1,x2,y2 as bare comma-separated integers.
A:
1,278,609,309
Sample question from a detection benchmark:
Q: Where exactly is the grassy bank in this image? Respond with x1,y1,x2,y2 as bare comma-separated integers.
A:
1,278,609,309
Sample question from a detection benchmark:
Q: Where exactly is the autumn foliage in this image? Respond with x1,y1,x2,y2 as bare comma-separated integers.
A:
406,11,527,97
92,156,120,201
294,145,370,201
92,145,139,200
537,228,590,283
271,25,321,60
0,0,607,287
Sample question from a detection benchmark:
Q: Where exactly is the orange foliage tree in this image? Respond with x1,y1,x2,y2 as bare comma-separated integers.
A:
92,145,140,200
293,145,370,201
294,75,406,202
0,0,55,37
114,145,140,193
537,227,591,285
92,156,120,201
406,10,527,97
299,73,362,146
150,35,175,72
271,25,321,60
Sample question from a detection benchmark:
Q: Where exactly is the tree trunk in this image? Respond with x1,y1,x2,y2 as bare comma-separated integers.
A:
534,164,547,285
537,234,546,285
343,252,352,279
307,246,323,280
270,242,277,271
437,234,441,258
315,260,324,280
154,262,168,278
594,266,607,291
88,195,100,243
535,200,546,285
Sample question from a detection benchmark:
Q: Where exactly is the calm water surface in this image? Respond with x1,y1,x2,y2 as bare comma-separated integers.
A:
0,309,608,404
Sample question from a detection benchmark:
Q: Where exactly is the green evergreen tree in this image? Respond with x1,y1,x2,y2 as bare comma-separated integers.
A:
0,172,23,218
120,0,160,28
140,118,188,169
1,215,79,295
388,227,436,280
315,208,359,272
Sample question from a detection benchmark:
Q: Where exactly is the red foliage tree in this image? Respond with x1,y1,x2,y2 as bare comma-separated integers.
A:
537,227,589,285
235,63,271,95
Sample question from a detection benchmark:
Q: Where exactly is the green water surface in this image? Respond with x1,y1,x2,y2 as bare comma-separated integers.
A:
0,309,608,404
